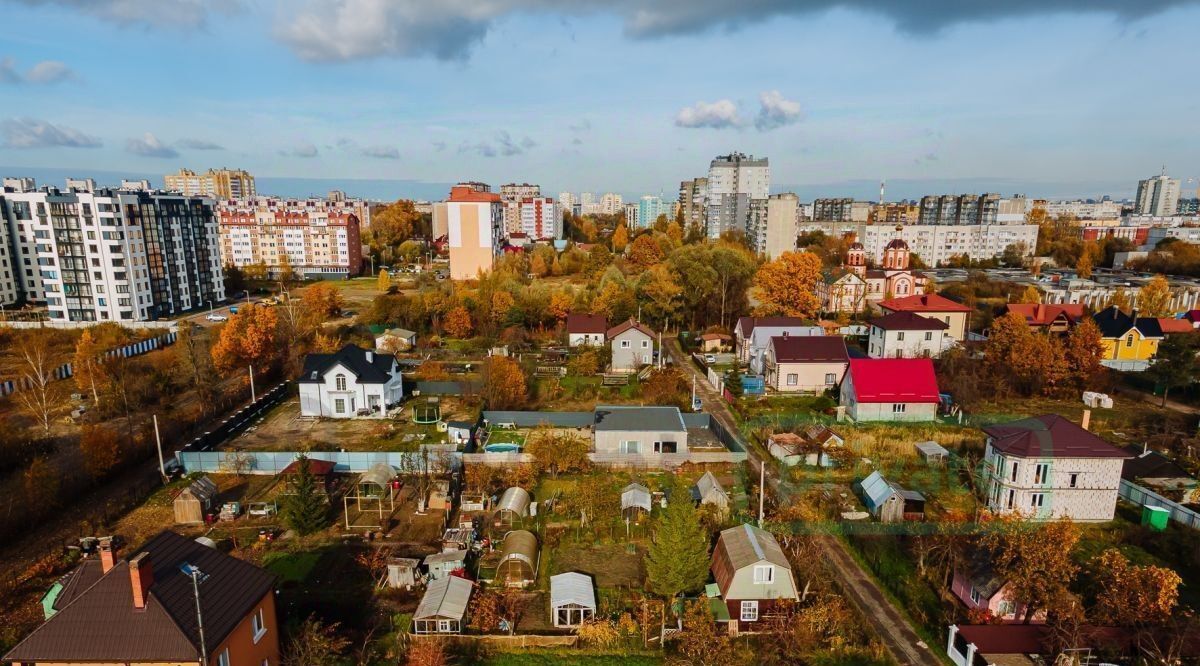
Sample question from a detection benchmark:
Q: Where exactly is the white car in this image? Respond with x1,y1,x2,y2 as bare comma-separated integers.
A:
704,354,717,364
205,313,228,322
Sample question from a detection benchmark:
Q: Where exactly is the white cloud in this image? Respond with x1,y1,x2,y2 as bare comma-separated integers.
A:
1,117,101,148
0,58,20,84
674,99,742,129
177,137,224,150
755,90,802,131
126,132,179,158
362,144,399,159
0,57,78,84
12,0,243,28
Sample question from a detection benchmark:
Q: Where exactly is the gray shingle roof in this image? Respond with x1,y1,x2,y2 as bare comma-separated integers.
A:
593,406,685,432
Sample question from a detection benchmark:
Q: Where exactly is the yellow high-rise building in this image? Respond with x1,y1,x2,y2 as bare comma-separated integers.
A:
165,167,256,199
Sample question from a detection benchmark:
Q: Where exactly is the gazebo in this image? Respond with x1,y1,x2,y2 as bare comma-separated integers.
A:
493,530,539,587
551,572,597,627
343,463,399,529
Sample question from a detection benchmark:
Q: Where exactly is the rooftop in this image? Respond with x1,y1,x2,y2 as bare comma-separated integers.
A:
593,405,685,432
298,344,396,384
983,414,1132,459
879,293,971,313
566,313,607,335
869,311,949,331
845,358,940,403
769,335,849,363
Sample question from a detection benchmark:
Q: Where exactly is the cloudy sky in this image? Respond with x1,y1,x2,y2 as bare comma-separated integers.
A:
1,0,1198,201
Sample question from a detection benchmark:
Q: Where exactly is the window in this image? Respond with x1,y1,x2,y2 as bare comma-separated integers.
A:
897,332,905,341
824,373,836,385
1034,463,1048,485
335,374,347,391
437,620,453,633
621,340,630,348
1009,461,1019,482
620,440,640,454
740,600,759,621
786,373,798,386
1030,493,1045,509
1126,334,1135,348
252,607,267,643
218,650,231,666
1005,489,1015,509
334,398,346,414
892,403,906,413
1069,473,1078,488
641,340,649,348
970,587,981,604
924,331,933,341
753,565,774,584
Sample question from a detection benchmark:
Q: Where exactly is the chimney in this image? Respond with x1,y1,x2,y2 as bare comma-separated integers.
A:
99,537,116,574
129,552,154,610
1081,409,1091,432
365,350,374,364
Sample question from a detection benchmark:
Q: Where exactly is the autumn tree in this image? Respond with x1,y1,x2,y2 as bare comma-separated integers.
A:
1076,241,1099,279
1063,318,1104,389
301,282,344,321
283,615,351,666
1018,285,1041,304
526,427,590,478
611,224,630,253
637,265,683,329
646,481,710,600
640,367,691,410
980,517,1080,623
73,328,104,405
80,425,121,480
672,600,742,666
567,351,600,377
481,356,527,410
627,233,666,269
175,325,219,414
405,639,447,666
281,455,328,536
1147,332,1199,406
1108,287,1131,312
548,291,573,321
984,311,1068,396
443,305,473,338
1091,549,1181,626
5,330,67,433
24,456,60,510
368,200,422,265
211,306,281,376
1138,274,1172,317
753,251,822,319
377,269,391,293
569,475,620,531
491,291,516,326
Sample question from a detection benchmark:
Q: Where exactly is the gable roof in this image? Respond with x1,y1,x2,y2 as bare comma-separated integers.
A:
621,483,652,511
869,311,950,331
298,344,397,384
606,318,655,340
593,405,685,432
566,313,607,335
983,414,1132,459
1004,303,1086,327
692,471,727,501
736,316,808,337
711,524,792,594
1158,317,1195,334
769,335,849,363
550,572,596,610
4,531,276,664
1092,306,1164,339
878,293,971,313
1121,450,1195,481
845,358,939,403
414,576,473,621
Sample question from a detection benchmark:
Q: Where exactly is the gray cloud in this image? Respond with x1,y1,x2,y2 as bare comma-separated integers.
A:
675,99,742,129
0,58,22,84
362,144,400,159
272,1,1197,61
10,0,243,28
569,119,591,132
755,90,802,131
458,140,497,158
571,137,583,145
280,143,320,158
459,131,535,158
1,117,101,148
126,132,179,158
0,57,77,84
177,137,224,150
432,140,447,152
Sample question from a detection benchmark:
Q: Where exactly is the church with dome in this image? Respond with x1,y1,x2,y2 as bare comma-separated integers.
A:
818,233,929,314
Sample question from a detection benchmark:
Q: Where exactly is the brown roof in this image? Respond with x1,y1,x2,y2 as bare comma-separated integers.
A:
983,414,1133,459
736,316,807,337
711,524,792,597
1004,303,1086,327
869,311,949,331
566,313,607,335
606,318,655,340
769,335,848,363
1158,318,1196,334
4,531,276,663
699,333,732,341
281,457,337,476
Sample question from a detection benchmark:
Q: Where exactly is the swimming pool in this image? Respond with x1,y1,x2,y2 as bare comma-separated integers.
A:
484,443,522,453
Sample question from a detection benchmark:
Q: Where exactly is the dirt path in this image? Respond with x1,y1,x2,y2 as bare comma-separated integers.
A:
663,336,940,666
1118,385,1200,416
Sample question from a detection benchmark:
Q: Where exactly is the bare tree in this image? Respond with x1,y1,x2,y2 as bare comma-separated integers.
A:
5,330,66,433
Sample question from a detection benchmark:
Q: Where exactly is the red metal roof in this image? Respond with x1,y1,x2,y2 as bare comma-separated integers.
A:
983,414,1132,459
879,293,971,314
1158,318,1196,334
566,313,607,335
1004,303,1086,327
845,358,939,403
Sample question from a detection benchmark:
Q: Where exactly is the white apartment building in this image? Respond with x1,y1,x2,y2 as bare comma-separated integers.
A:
217,198,363,278
747,193,798,259
1040,199,1122,220
558,192,577,217
706,153,769,238
0,177,224,322
499,183,540,234
623,203,638,228
1135,174,1181,217
579,192,600,215
796,221,1039,266
0,190,17,306
519,197,561,240
599,193,623,216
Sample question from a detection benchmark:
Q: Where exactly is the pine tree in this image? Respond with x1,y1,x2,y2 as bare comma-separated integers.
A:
646,482,710,599
281,455,328,535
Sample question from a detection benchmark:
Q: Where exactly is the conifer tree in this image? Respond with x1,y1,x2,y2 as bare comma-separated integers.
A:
282,454,327,535
646,481,710,600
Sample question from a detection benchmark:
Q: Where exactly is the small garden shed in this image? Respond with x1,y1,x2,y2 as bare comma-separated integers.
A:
413,575,473,634
424,551,466,580
173,476,218,525
856,471,925,523
692,471,730,516
386,557,421,589
621,483,652,520
551,572,597,627
494,530,539,587
915,440,950,465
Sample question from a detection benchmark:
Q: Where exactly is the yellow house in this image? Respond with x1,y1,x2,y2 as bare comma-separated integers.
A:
1093,306,1163,369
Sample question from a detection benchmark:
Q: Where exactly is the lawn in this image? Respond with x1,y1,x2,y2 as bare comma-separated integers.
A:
486,429,527,446
263,550,323,583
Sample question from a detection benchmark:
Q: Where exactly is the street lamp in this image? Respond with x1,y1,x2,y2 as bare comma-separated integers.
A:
206,299,213,313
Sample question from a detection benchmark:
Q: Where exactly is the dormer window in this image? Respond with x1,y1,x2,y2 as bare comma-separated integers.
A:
335,374,347,391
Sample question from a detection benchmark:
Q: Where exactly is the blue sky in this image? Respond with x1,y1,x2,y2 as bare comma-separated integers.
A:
1,0,1198,201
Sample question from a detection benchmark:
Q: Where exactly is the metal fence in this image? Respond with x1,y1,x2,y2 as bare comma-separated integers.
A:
1118,479,1200,530
1,330,178,398
177,449,460,475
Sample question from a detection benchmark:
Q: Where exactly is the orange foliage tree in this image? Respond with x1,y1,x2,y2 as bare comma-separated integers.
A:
1092,549,1181,626
481,356,527,410
611,224,630,253
301,282,344,321
80,425,121,480
984,311,1068,395
626,233,666,268
443,305,473,338
548,290,573,321
1063,318,1104,388
980,516,1080,623
752,251,822,319
211,306,281,376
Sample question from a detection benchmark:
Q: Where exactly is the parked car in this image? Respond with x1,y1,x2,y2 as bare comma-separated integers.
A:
229,305,239,314
704,354,717,364
206,313,228,322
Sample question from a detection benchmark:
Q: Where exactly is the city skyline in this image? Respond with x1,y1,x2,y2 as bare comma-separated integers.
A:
1,1,1198,200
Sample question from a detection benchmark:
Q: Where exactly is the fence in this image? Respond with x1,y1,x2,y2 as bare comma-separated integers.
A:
482,411,594,428
1118,479,1200,530
0,320,178,330
411,634,578,649
177,449,461,475
177,382,290,453
0,330,179,398
411,380,480,396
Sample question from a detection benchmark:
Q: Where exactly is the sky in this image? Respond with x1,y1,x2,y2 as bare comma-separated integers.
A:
1,0,1199,202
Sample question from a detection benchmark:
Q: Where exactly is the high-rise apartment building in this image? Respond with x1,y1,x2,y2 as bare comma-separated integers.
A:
499,183,540,234
1135,173,1181,216
579,192,600,215
165,168,256,200
748,193,798,259
869,203,920,225
679,177,708,230
623,203,638,228
813,198,870,222
519,197,561,240
217,198,363,279
0,177,224,322
558,192,577,218
447,184,504,280
599,193,624,216
706,153,769,238
797,220,1038,266
918,193,1000,225
1178,198,1200,216
637,196,672,229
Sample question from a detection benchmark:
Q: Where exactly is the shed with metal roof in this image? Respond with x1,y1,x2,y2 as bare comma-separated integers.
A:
856,471,924,523
413,576,473,634
550,572,596,627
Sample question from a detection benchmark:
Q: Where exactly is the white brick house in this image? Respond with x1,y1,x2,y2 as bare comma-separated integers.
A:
983,415,1132,521
298,344,404,418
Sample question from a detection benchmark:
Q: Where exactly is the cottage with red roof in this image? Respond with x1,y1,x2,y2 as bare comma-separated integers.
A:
878,293,972,342
607,319,656,372
763,335,849,393
565,313,607,347
838,358,940,422
1001,303,1087,334
983,414,1132,521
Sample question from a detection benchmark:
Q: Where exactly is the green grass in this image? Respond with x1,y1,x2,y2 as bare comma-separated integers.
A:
263,550,323,583
486,429,527,446
841,532,947,651
481,652,662,665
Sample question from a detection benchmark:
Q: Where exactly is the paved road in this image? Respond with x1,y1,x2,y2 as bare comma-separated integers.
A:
662,336,938,666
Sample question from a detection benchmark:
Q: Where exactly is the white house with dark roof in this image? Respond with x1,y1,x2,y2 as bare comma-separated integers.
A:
867,311,951,359
592,405,687,454
298,344,404,418
566,313,607,347
735,316,824,371
762,335,849,392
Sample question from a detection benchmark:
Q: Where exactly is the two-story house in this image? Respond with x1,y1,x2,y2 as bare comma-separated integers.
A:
983,414,1132,521
1002,303,1086,335
734,316,824,372
710,524,800,635
878,293,972,343
762,335,849,393
298,344,404,418
607,319,655,372
5,531,279,666
1092,306,1164,372
866,311,950,358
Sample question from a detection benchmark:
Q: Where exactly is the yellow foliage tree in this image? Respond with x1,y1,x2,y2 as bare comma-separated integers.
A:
611,224,629,253
211,306,282,375
481,356,527,410
377,269,390,293
1018,285,1041,304
1138,275,1171,317
1076,241,1099,279
491,291,515,325
443,305,473,338
752,251,822,318
1092,549,1181,626
548,290,573,321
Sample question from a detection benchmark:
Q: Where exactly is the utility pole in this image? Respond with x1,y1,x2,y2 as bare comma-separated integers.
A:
248,364,256,402
758,460,766,528
153,414,166,483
